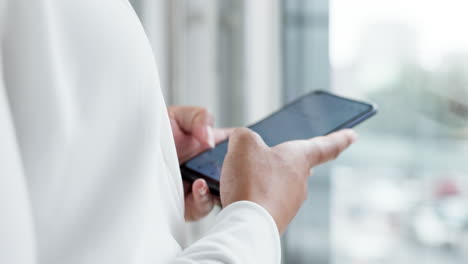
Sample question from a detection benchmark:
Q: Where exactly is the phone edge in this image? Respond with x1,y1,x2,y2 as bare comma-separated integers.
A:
180,90,378,196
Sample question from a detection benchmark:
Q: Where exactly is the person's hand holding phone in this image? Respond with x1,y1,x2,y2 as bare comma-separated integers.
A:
168,106,233,221
220,128,358,234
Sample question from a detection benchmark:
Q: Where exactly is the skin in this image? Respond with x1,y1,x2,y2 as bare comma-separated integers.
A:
168,106,358,233
168,106,233,221
221,128,357,234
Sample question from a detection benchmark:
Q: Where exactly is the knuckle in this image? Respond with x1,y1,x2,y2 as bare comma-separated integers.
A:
233,128,260,143
313,141,325,164
233,127,250,135
198,107,209,115
196,107,209,120
294,142,311,166
332,144,340,160
232,128,249,141
345,134,352,147
302,140,315,163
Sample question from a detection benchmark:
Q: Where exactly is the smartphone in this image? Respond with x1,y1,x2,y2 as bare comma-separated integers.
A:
180,90,377,195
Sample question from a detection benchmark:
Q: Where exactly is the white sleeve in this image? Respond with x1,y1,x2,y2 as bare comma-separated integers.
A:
0,2,37,263
171,201,281,264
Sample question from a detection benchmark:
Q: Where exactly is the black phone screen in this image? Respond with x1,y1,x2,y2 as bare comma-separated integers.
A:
183,91,376,184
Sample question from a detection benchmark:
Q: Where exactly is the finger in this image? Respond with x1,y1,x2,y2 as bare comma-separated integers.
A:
302,129,358,167
228,128,266,151
272,129,357,171
214,127,236,144
186,179,215,221
170,106,215,148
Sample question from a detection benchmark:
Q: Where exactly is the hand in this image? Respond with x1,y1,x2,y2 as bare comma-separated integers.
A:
220,128,358,234
168,106,233,221
168,106,233,164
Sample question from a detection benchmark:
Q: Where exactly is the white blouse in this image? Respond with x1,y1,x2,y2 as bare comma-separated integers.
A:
0,0,280,263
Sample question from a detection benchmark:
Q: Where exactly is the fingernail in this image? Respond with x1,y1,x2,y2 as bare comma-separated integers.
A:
206,126,215,148
199,186,208,196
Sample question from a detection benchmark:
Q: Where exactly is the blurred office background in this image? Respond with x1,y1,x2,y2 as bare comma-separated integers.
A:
129,0,468,263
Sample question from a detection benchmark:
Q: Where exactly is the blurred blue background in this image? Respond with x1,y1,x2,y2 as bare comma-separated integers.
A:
129,0,468,263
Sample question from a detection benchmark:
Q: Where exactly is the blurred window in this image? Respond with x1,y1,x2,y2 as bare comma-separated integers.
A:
331,1,468,264
281,0,332,263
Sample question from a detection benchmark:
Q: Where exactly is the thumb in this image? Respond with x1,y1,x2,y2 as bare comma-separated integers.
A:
278,129,358,168
304,129,358,167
